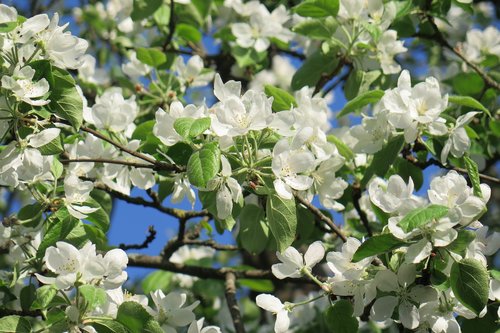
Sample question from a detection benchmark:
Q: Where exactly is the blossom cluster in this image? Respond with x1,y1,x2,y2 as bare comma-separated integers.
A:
0,1,499,332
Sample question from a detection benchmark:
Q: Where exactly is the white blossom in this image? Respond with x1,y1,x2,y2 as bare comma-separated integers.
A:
271,241,325,279
256,294,290,333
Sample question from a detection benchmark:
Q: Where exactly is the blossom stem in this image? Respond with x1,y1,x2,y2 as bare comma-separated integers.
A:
288,292,327,310
301,267,332,293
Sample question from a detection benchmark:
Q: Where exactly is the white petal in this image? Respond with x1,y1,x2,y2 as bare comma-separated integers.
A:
304,241,325,268
398,302,419,329
370,296,398,321
405,238,432,264
256,294,283,313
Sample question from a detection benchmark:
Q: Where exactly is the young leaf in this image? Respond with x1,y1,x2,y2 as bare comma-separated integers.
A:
48,67,83,129
136,47,167,68
463,155,482,198
187,142,221,188
30,285,57,310
264,85,296,111
238,204,269,254
352,234,407,262
174,117,211,139
266,194,297,252
398,205,449,232
447,230,476,256
294,0,340,18
327,134,354,160
79,285,107,310
0,316,31,333
450,258,489,315
448,95,491,117
116,301,162,333
131,0,163,21
361,135,405,187
292,17,338,40
90,319,129,333
291,50,339,90
337,90,384,118
324,300,358,333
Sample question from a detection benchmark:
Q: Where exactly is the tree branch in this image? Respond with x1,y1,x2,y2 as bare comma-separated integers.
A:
225,272,246,333
128,253,326,284
162,0,176,51
119,225,157,250
352,185,373,237
294,193,347,242
416,10,500,91
92,182,210,220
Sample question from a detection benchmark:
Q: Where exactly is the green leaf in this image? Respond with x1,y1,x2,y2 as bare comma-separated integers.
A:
0,316,31,333
37,208,80,258
448,95,491,117
450,258,489,315
264,85,297,111
79,285,107,310
116,301,162,333
31,285,57,310
19,284,36,312
266,194,297,253
448,230,476,256
293,17,338,40
51,158,64,179
393,157,424,190
136,47,167,67
238,204,269,254
294,0,340,17
176,23,202,43
344,69,381,100
173,117,211,138
452,72,484,96
324,300,358,333
463,155,482,198
38,134,64,155
352,234,407,262
187,142,221,188
17,203,43,228
84,197,110,232
398,205,449,232
142,270,173,294
0,21,17,33
327,134,354,160
361,135,405,187
131,0,163,21
291,50,339,90
337,90,384,118
48,67,83,129
90,319,129,333
231,46,267,67
238,279,274,292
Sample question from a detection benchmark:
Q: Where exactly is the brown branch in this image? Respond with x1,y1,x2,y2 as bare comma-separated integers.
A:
313,57,346,95
119,226,157,250
183,239,239,251
92,182,210,219
0,307,42,317
405,155,500,185
416,11,500,92
61,158,158,170
128,253,326,284
352,185,373,237
162,0,176,52
225,272,246,333
294,193,347,242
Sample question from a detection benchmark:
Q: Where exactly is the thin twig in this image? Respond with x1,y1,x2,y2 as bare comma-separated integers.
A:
294,193,347,242
416,10,500,91
352,185,373,237
225,272,246,333
92,182,210,219
162,0,176,51
119,226,157,250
